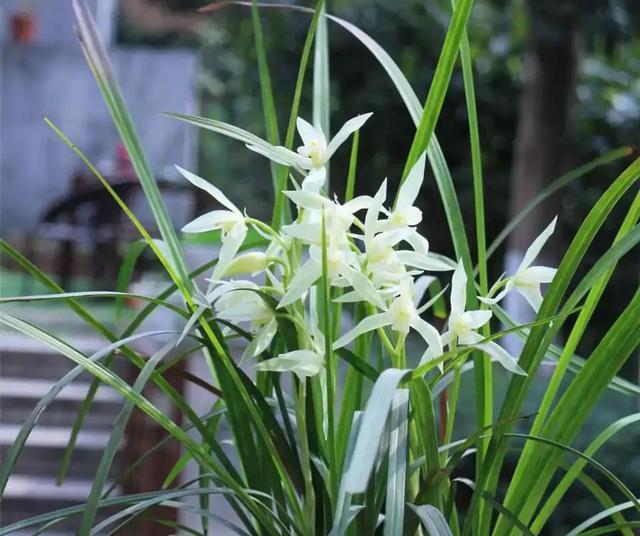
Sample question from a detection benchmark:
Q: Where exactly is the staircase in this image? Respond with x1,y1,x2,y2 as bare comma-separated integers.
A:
0,318,125,533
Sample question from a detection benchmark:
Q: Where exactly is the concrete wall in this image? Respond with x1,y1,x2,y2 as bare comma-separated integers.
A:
0,43,198,233
1,0,113,46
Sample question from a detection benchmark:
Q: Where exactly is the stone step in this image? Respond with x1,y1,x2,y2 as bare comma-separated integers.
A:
1,477,121,531
0,347,129,381
1,444,116,479
0,377,121,427
1,398,119,429
0,425,113,449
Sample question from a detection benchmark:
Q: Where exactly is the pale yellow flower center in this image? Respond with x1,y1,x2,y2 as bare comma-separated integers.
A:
308,139,325,167
390,210,407,227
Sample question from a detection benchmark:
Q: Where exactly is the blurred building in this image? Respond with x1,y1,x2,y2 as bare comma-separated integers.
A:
1,2,200,533
0,0,198,234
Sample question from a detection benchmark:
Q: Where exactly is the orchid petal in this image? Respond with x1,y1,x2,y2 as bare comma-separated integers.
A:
278,260,321,308
458,329,483,346
332,290,362,303
182,210,238,234
282,223,320,243
284,190,328,210
332,312,391,349
517,216,557,273
461,310,492,330
212,223,247,280
450,260,467,316
413,275,437,307
326,113,373,157
418,330,452,366
301,167,327,192
256,349,323,380
478,280,513,305
396,251,454,272
402,230,430,255
519,266,557,284
515,283,544,313
342,266,387,310
243,317,278,361
296,117,322,146
343,195,374,214
396,152,426,209
176,166,242,215
473,342,525,375
409,316,443,357
365,179,388,241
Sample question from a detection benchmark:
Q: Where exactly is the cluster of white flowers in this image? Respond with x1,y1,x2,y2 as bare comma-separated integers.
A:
179,114,557,379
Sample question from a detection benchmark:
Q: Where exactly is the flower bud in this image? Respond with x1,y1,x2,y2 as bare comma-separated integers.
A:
223,252,268,277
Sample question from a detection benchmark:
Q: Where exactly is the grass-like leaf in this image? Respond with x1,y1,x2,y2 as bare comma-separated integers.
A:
79,340,177,533
72,0,192,290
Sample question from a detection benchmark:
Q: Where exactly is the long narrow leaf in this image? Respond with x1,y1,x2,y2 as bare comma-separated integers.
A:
384,389,410,536
344,368,409,494
72,0,191,289
80,340,177,533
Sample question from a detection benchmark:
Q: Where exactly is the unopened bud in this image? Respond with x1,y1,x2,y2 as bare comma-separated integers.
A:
223,252,268,277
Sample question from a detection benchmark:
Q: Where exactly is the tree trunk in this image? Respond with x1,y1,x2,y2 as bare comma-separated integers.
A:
505,0,581,338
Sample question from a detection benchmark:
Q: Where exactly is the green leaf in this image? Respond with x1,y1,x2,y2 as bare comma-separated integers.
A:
472,155,640,533
166,112,304,174
334,347,379,382
72,0,191,291
115,240,148,318
0,330,172,496
499,431,640,534
320,209,338,499
384,389,410,536
499,290,640,531
0,488,223,535
0,311,275,531
80,340,177,533
330,411,363,535
0,290,187,318
569,507,640,536
272,0,324,229
250,0,283,200
409,378,443,509
409,504,453,536
479,491,535,536
486,146,632,260
344,129,359,202
532,412,640,532
344,368,409,494
400,0,473,180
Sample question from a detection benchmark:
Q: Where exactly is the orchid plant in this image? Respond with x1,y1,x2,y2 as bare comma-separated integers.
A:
1,1,639,535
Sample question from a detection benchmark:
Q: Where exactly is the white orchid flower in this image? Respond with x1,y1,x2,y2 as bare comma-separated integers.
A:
480,217,558,312
281,192,371,245
256,349,324,380
358,179,453,286
333,276,443,356
208,281,277,360
256,310,325,380
177,166,248,279
278,239,385,310
377,153,426,232
247,113,373,193
434,260,524,375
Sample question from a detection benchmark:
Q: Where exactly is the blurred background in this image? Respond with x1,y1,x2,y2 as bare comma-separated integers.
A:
1,0,639,533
